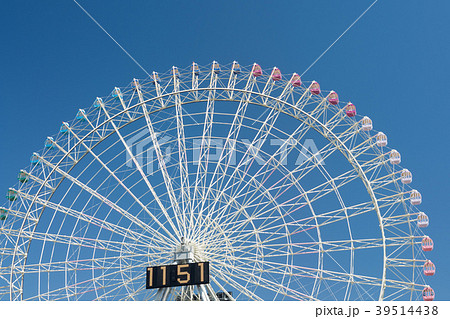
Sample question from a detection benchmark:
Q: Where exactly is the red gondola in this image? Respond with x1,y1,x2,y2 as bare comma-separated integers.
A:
271,67,281,81
327,91,339,105
421,236,433,252
290,73,302,87
345,102,356,117
422,286,435,301
309,81,320,95
252,63,262,77
423,260,436,276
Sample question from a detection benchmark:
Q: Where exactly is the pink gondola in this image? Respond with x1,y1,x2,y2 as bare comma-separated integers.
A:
421,236,433,252
423,260,436,276
252,63,262,77
327,91,339,105
309,81,321,95
345,102,356,117
271,67,282,81
290,73,302,87
422,286,435,301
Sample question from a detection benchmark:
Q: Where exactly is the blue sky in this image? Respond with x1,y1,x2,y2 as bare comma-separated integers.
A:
1,0,449,300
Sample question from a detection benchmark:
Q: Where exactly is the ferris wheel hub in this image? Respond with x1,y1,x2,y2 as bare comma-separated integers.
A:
174,241,195,262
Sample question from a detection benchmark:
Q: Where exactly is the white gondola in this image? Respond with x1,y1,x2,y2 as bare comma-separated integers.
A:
417,212,429,228
376,132,387,147
389,149,401,164
400,169,412,184
361,116,373,131
410,189,422,205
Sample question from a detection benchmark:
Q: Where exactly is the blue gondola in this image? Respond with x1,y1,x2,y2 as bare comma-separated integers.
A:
212,61,220,74
232,61,241,74
45,137,55,149
76,109,87,121
111,87,123,99
192,62,199,75
93,97,104,108
30,152,40,165
60,122,70,134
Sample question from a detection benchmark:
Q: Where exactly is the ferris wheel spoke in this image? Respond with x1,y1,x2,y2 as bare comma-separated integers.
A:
95,103,181,240
95,272,147,301
27,260,149,300
216,255,376,294
134,79,184,235
62,124,179,243
2,228,152,255
216,259,315,300
210,268,263,300
190,66,219,233
17,252,154,274
12,189,168,249
192,107,283,239
195,72,256,233
34,156,174,246
172,70,191,231
204,115,314,225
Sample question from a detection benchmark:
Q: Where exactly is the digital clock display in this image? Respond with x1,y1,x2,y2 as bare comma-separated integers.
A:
146,262,209,289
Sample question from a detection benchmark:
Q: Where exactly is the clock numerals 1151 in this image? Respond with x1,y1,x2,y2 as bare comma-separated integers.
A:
146,262,209,289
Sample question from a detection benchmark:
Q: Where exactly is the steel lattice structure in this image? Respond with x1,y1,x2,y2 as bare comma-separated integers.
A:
0,62,433,301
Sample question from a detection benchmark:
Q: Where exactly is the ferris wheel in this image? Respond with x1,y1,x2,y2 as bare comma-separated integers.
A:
0,61,435,301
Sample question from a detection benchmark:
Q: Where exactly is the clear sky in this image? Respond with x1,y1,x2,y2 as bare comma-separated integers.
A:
1,0,449,300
